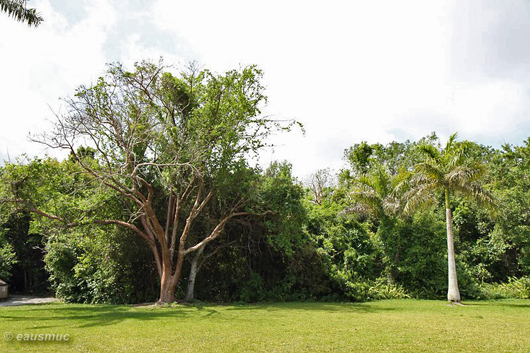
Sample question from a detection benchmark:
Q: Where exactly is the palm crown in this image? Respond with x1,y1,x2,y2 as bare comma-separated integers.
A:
405,133,495,214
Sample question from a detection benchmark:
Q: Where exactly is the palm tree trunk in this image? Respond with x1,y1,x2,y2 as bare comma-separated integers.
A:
379,216,396,285
445,189,461,303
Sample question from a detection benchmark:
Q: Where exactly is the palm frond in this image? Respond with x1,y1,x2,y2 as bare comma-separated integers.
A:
349,188,382,215
382,196,402,216
445,132,458,152
446,163,486,187
418,144,441,163
343,202,381,218
1,0,43,27
346,164,402,218
446,141,473,170
415,162,444,183
403,181,439,215
451,181,497,211
356,174,377,189
392,167,412,189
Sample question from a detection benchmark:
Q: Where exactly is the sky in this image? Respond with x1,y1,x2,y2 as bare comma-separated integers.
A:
1,0,530,178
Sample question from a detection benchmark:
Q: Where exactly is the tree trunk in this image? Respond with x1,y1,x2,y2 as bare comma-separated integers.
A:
380,217,396,285
157,265,178,304
445,190,461,303
184,245,205,302
391,249,399,285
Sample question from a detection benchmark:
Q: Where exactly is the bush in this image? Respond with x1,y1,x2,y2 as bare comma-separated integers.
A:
45,226,158,304
0,241,16,280
394,212,447,299
368,278,411,300
479,277,530,299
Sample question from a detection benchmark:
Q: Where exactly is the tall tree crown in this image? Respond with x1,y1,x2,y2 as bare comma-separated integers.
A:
405,133,496,214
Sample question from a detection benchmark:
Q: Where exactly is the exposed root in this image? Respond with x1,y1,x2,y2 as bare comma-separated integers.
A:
447,301,466,307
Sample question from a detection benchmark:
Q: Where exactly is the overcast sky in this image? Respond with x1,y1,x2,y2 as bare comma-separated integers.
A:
1,0,530,177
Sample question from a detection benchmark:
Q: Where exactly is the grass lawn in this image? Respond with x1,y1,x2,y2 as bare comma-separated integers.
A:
0,299,528,352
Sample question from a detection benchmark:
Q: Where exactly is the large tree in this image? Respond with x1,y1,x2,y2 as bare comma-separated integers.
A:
1,0,42,27
405,133,495,303
3,60,293,303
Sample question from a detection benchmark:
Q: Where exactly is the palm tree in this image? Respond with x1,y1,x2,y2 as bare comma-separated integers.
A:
346,163,408,284
405,133,495,303
1,0,43,27
348,164,404,218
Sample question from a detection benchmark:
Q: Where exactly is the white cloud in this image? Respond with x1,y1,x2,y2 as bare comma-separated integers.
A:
149,0,457,176
450,80,528,137
2,0,530,175
0,0,117,160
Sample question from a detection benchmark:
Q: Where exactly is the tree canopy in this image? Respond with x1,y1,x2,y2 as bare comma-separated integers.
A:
2,60,296,303
1,57,529,304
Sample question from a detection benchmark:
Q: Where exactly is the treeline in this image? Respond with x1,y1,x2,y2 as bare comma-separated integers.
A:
0,157,314,303
1,134,529,303
0,60,529,303
306,134,530,301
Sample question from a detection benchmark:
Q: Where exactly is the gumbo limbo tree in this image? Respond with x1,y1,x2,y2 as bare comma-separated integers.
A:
8,60,294,303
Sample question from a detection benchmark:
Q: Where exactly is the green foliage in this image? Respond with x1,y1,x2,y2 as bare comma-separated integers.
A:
306,198,383,301
488,139,530,276
406,133,495,215
0,155,158,302
0,233,16,280
259,161,307,254
388,211,447,298
1,211,48,293
0,155,104,230
479,277,530,299
191,162,330,303
239,272,266,302
345,141,374,175
5,109,530,305
44,231,82,301
27,59,301,303
367,278,410,300
344,137,425,177
45,226,158,304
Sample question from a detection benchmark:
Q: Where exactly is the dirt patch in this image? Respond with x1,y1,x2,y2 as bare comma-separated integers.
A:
0,295,60,307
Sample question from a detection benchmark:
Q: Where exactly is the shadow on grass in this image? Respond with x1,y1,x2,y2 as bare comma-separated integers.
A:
221,302,397,314
0,301,398,330
0,303,195,329
495,303,530,309
464,301,530,309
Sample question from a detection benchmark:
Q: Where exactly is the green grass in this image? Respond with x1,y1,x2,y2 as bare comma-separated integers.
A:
0,300,529,352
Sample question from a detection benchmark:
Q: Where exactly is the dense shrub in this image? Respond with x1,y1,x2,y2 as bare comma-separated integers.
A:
0,240,16,281
45,226,158,304
479,277,530,299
